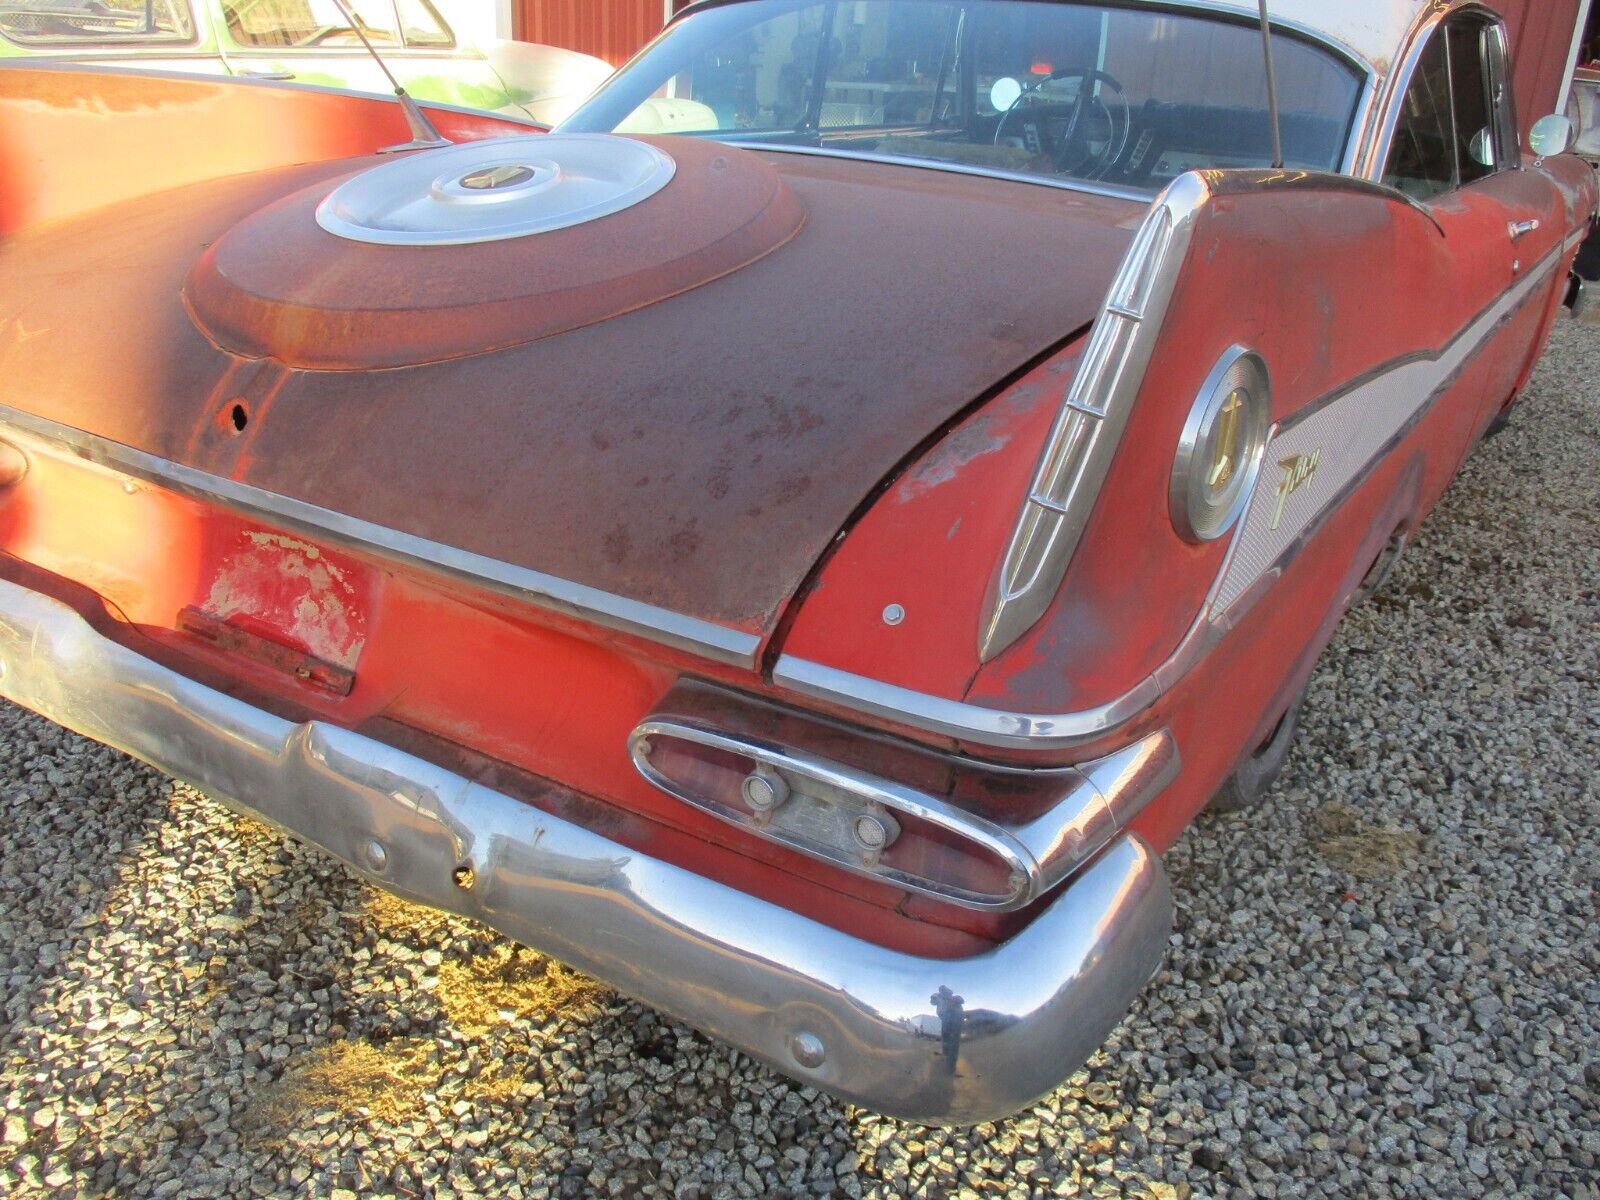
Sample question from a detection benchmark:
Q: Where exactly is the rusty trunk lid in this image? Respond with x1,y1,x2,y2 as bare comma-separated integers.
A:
0,138,1141,655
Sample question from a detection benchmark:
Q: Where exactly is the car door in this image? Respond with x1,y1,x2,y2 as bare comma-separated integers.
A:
1380,8,1567,445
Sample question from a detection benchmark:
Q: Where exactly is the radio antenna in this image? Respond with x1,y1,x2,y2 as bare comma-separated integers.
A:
327,0,451,153
1258,0,1284,169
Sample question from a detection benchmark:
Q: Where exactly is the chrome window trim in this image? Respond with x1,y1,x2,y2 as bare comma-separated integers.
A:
0,0,201,51
744,143,1151,203
630,717,1179,911
1359,1,1513,183
0,404,760,667
774,232,1580,752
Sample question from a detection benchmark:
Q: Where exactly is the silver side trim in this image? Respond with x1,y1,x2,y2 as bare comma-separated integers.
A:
0,405,761,668
744,142,1151,204
629,718,1178,911
0,576,1171,1126
774,231,1581,752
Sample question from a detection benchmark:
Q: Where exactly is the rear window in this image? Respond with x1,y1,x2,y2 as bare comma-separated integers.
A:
562,0,1366,193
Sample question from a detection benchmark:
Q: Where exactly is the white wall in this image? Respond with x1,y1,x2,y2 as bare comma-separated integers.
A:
431,0,514,46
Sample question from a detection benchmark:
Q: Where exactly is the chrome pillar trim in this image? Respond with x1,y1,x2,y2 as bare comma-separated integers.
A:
977,172,1210,663
1355,2,1507,182
0,577,1171,1126
0,405,761,669
629,718,1178,912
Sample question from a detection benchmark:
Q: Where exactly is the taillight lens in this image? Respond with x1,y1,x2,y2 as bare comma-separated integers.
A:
633,725,1028,910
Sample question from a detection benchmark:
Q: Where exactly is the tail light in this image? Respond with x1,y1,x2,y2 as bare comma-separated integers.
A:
630,718,1177,912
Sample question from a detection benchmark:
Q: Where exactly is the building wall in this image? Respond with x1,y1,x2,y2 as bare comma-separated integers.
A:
512,0,682,65
1496,0,1588,135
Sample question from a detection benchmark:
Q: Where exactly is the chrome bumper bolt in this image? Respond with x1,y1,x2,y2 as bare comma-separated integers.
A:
789,1031,826,1069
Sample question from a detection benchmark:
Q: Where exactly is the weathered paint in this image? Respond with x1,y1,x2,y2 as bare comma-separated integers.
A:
0,64,534,235
0,28,1594,954
0,83,1139,637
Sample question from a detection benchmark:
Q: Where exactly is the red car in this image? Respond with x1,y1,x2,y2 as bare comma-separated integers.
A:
0,0,1591,1125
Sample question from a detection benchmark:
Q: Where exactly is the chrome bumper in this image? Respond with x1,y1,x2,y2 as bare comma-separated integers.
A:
0,578,1172,1126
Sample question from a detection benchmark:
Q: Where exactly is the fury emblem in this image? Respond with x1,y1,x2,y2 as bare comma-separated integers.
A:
1270,450,1322,531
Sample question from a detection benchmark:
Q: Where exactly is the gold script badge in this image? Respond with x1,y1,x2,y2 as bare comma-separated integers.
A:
1270,450,1322,531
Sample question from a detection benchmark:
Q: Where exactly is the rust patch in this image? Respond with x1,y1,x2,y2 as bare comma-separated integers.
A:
203,531,364,667
895,408,1015,502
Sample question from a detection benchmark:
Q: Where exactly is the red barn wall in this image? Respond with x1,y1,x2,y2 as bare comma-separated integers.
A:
513,0,688,66
1497,0,1588,136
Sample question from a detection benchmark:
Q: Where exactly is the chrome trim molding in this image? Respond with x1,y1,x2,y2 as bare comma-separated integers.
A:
1358,1,1503,182
743,142,1152,204
774,231,1581,752
629,718,1178,912
0,576,1171,1126
977,172,1208,663
0,405,761,668
774,653,1161,752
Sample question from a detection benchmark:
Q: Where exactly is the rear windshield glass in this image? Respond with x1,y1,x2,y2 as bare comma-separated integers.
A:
562,0,1365,193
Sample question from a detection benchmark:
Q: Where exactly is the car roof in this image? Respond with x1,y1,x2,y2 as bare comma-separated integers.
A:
1199,0,1432,74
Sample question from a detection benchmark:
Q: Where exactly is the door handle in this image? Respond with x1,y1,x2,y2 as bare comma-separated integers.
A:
240,69,297,81
1509,219,1541,240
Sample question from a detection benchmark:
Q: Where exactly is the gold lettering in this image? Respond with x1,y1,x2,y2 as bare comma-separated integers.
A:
1269,449,1321,532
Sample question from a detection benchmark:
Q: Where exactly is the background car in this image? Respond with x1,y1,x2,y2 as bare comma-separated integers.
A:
0,0,612,123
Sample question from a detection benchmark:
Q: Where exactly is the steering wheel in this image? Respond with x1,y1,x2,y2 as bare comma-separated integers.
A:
993,67,1131,180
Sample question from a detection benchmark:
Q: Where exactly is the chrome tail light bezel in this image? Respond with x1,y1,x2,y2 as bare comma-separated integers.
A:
629,717,1178,913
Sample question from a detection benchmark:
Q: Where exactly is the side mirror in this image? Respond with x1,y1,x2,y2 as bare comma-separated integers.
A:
1468,127,1496,168
1529,114,1576,158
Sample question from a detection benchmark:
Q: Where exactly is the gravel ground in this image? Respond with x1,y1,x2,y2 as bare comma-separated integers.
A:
1,320,1596,1200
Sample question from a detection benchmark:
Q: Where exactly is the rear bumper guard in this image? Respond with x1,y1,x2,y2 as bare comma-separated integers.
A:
0,578,1172,1125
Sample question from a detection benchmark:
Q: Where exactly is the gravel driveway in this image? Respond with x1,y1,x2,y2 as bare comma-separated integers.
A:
1,321,1596,1200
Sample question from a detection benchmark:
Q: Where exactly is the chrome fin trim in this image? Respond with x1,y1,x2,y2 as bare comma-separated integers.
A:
977,172,1209,662
0,404,762,668
0,575,1170,1127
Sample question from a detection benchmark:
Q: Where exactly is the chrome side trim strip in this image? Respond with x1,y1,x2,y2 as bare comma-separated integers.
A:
0,576,1171,1126
774,233,1580,752
743,142,1152,204
0,405,761,668
629,718,1178,911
